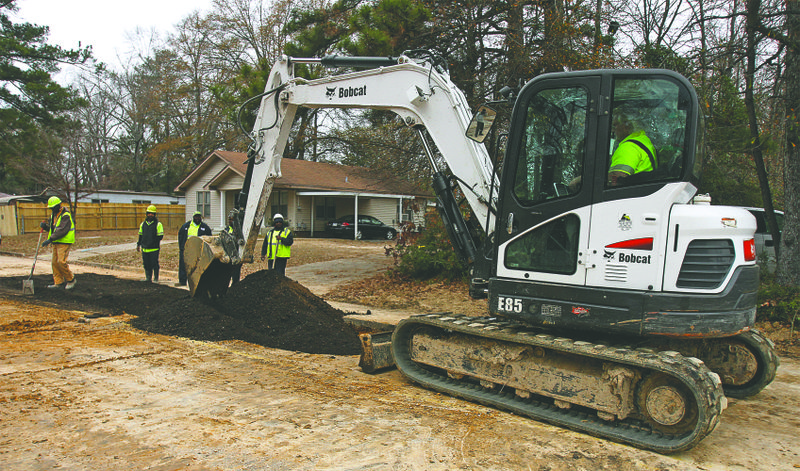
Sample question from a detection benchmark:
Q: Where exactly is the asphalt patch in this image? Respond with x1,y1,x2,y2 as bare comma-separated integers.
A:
0,271,361,355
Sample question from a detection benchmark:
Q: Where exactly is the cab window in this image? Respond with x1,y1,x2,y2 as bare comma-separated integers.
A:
607,78,691,187
505,214,580,274
513,87,588,204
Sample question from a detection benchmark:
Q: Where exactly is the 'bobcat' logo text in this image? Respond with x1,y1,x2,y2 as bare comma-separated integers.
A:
326,85,367,100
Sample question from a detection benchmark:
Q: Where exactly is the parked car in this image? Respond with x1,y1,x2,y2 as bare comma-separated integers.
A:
743,207,784,272
326,215,397,240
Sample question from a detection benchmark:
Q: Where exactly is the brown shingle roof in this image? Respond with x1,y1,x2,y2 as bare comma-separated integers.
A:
178,150,428,197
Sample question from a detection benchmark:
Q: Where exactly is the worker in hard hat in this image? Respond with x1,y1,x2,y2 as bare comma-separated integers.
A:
260,213,293,276
38,196,76,290
136,205,164,282
176,210,212,286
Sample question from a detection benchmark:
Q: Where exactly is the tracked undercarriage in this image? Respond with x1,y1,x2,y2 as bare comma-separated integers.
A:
640,329,779,399
392,313,730,453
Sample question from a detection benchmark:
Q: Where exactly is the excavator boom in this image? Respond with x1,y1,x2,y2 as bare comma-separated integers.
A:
186,53,499,297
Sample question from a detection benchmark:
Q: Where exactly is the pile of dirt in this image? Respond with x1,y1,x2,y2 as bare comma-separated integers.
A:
0,271,361,355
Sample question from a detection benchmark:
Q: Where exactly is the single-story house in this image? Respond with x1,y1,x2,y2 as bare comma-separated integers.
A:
174,150,432,235
77,190,184,205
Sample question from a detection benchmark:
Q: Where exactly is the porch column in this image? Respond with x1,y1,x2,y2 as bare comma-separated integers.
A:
397,196,403,228
353,194,359,240
219,190,226,229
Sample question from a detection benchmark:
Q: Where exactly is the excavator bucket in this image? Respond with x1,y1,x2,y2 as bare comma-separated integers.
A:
184,235,234,299
358,331,395,373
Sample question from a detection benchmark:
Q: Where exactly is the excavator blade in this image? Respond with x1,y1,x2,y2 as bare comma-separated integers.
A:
184,235,233,299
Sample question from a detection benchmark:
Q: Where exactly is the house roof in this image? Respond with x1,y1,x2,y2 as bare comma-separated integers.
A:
175,150,429,197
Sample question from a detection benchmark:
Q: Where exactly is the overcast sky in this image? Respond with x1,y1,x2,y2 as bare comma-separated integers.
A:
12,0,214,75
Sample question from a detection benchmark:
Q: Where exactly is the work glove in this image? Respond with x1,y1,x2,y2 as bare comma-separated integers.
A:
136,245,141,252
40,221,49,231
42,238,52,247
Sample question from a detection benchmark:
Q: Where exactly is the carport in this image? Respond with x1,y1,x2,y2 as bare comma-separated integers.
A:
297,191,411,239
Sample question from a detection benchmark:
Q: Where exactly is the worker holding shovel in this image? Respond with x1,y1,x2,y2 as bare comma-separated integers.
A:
39,196,76,290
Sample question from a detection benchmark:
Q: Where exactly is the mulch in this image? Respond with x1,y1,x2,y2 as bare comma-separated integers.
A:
0,271,362,355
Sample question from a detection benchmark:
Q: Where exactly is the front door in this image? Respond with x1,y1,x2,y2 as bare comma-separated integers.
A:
495,77,600,289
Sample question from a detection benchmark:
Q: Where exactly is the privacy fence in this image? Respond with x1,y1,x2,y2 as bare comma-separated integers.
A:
12,203,186,234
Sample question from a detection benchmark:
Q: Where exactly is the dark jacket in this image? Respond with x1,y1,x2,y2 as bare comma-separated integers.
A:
178,220,212,250
138,218,164,250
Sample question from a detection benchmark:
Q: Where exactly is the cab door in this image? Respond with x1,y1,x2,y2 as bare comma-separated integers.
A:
495,76,601,287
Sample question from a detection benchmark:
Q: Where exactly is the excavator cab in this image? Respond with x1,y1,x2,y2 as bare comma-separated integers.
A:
489,69,759,339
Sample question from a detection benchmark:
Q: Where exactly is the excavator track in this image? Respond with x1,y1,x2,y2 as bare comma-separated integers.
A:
643,329,780,399
392,313,727,453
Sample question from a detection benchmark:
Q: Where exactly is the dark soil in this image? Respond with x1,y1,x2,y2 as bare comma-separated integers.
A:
0,271,361,355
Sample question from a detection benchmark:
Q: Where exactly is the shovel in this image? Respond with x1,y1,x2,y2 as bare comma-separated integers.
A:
22,231,45,295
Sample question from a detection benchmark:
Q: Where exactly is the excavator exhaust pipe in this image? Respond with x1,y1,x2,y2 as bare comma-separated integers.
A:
184,235,235,299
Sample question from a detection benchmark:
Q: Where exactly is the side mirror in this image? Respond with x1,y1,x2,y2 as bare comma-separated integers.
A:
466,105,497,144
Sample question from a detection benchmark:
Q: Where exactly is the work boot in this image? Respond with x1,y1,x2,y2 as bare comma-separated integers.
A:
65,279,76,290
47,283,62,289
153,269,159,282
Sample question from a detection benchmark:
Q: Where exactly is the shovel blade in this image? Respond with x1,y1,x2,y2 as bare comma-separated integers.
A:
22,279,34,295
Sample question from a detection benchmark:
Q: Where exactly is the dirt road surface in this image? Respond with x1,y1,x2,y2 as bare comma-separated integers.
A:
1,252,799,470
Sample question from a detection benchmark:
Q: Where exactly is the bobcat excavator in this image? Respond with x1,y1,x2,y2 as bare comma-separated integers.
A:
183,52,779,453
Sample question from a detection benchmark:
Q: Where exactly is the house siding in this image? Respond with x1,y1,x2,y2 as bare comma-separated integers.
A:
360,198,398,227
184,159,228,228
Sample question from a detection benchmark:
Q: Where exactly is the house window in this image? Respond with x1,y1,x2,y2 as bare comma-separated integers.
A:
315,197,336,219
132,200,151,205
271,191,288,218
196,191,211,217
91,199,110,204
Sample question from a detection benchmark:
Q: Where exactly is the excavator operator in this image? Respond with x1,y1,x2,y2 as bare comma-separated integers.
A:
608,109,657,186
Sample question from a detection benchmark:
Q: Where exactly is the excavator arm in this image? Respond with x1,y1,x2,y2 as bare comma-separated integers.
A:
186,53,499,298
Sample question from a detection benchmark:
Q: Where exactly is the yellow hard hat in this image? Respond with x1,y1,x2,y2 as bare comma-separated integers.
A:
146,205,157,213
47,196,62,208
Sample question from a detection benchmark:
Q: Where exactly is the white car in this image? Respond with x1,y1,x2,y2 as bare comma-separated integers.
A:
743,207,784,272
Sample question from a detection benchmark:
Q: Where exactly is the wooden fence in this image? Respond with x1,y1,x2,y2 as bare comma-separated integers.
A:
15,203,186,234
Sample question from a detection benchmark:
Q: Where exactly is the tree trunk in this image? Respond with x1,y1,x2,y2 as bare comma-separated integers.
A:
777,0,800,286
745,0,782,267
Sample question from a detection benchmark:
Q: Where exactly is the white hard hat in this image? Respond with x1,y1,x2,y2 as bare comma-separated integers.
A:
273,213,284,221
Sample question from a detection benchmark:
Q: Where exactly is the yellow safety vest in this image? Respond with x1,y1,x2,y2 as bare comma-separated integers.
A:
50,208,75,244
265,228,291,260
610,130,657,176
188,222,201,237
139,220,164,253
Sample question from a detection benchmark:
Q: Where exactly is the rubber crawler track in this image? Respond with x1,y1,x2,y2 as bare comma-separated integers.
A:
392,313,728,454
